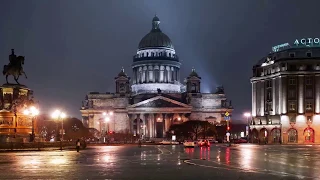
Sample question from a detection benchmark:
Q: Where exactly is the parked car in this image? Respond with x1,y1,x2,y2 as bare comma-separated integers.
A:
183,141,195,148
197,140,210,147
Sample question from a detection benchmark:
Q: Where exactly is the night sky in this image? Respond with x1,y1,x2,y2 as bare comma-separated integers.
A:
1,0,320,121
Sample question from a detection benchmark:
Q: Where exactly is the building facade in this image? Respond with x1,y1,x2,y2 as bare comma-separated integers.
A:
250,38,320,144
80,16,233,139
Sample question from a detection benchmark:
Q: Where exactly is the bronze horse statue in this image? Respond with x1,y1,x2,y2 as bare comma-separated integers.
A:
3,56,28,84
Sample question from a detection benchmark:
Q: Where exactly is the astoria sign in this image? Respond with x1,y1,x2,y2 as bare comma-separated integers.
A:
272,38,320,52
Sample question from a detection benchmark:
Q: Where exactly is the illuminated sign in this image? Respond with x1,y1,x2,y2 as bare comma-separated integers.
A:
272,38,320,52
272,43,290,52
294,38,320,46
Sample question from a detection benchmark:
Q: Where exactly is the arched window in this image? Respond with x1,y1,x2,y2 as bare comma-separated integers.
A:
251,129,259,143
288,128,298,143
304,127,314,143
259,128,268,143
191,83,197,93
271,128,281,143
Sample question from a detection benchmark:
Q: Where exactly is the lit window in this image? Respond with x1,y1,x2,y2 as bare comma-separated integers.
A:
289,102,296,111
306,102,312,111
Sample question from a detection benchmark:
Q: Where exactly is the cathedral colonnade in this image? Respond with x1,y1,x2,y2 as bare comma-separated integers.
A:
132,65,180,84
128,113,186,139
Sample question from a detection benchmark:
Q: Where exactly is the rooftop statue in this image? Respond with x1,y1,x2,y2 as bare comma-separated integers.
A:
2,49,28,84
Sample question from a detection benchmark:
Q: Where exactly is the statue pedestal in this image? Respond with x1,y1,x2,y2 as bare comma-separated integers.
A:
0,84,36,142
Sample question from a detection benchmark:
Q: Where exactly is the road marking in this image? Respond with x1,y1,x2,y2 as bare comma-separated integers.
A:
183,159,317,179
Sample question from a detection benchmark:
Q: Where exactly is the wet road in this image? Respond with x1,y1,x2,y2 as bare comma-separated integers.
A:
0,144,319,179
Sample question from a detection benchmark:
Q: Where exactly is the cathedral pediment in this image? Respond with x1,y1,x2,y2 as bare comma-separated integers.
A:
129,96,190,108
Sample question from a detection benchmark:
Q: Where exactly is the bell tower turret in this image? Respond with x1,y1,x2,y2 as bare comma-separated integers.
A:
186,68,201,93
115,68,130,95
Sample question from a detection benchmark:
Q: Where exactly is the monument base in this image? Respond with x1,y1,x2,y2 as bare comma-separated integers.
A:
0,83,36,142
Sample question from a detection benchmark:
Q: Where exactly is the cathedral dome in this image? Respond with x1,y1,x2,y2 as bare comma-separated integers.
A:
138,16,174,50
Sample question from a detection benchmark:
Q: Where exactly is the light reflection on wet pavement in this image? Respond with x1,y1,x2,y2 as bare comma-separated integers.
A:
0,144,319,179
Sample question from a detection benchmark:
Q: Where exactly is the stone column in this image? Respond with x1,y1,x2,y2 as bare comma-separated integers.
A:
272,78,276,115
171,67,174,82
148,66,153,83
137,114,140,135
315,75,320,113
142,66,147,83
252,82,257,117
144,114,149,137
282,76,287,114
137,67,142,84
260,81,265,116
166,66,171,82
278,77,282,115
128,114,133,134
154,65,159,83
160,66,164,82
132,68,136,84
153,113,157,137
298,75,304,114
162,113,166,137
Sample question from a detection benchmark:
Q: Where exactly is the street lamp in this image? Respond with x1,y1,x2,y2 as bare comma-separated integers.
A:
243,112,251,143
23,106,40,142
101,111,113,143
51,110,67,141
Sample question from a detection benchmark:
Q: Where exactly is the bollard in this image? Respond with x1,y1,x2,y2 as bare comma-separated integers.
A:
60,141,62,151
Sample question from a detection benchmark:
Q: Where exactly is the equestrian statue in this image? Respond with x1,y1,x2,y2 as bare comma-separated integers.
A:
2,49,28,84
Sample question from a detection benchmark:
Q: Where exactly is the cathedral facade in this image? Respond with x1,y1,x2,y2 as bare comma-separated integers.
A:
80,16,233,139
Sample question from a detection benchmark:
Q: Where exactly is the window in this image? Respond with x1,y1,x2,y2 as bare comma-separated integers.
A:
306,52,312,57
266,80,272,88
307,116,312,123
306,102,312,111
306,89,313,98
289,90,296,98
289,102,296,111
289,52,295,58
306,77,312,85
289,78,296,85
267,91,272,101
289,65,297,71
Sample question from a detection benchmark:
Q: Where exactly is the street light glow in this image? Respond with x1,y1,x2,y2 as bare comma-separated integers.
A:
244,112,251,117
51,109,67,119
103,112,107,116
24,106,39,116
105,117,110,122
109,111,113,116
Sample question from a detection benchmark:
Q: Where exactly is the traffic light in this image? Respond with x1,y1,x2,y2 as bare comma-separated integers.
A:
227,126,230,131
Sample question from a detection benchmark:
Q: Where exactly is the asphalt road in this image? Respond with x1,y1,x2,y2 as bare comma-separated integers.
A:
0,144,319,179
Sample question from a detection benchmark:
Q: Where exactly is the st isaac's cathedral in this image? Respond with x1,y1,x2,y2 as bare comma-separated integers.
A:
80,16,233,139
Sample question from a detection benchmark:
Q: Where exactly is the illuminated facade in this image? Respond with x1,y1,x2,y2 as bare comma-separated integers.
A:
80,16,233,139
251,38,320,144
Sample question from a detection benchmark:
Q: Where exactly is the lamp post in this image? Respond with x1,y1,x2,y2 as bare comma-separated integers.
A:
23,106,40,142
102,111,113,143
51,110,66,141
243,112,251,143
